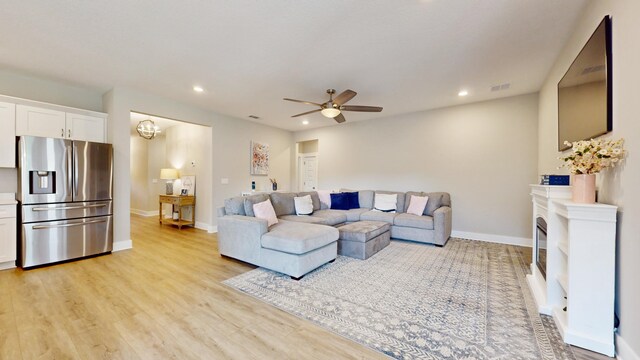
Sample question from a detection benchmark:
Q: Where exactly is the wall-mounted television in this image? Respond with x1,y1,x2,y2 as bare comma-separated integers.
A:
557,16,612,151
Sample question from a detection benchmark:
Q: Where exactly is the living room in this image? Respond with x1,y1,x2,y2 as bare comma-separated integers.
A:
0,0,638,359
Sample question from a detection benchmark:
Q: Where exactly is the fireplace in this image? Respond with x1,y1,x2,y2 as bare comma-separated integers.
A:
536,217,547,279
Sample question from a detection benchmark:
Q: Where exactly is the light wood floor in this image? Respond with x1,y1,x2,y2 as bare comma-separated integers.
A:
0,215,611,359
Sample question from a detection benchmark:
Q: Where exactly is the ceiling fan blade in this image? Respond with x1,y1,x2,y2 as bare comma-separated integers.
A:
292,109,321,118
334,113,346,123
333,89,357,106
340,105,383,112
283,98,323,107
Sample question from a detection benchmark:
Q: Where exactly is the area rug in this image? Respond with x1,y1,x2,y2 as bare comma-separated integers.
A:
223,239,575,359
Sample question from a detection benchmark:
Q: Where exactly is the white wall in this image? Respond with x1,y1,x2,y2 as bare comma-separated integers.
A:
294,93,539,243
130,134,149,211
104,87,292,248
538,1,640,357
0,69,104,193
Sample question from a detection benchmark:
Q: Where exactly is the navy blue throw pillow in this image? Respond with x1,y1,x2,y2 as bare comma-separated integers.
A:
344,191,360,209
330,193,350,210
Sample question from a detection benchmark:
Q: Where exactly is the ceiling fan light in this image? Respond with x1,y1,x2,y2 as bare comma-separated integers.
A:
321,107,341,118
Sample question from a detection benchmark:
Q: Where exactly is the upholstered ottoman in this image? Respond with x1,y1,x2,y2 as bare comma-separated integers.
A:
337,221,390,260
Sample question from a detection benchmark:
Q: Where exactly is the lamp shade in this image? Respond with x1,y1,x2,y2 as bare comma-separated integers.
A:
160,168,179,180
321,107,341,118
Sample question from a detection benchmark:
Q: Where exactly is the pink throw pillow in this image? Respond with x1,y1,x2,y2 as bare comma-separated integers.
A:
253,199,278,227
406,195,429,216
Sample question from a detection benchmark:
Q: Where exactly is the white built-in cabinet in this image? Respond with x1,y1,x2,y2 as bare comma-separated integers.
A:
0,197,17,270
16,104,106,142
0,102,16,168
528,185,617,356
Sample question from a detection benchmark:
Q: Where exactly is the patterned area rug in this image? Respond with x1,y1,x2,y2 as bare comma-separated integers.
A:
223,239,575,359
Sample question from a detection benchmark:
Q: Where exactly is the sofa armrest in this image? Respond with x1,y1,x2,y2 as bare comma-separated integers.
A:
217,215,268,264
433,206,452,246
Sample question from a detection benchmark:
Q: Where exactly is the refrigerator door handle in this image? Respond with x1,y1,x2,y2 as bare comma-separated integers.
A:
31,204,107,211
73,142,79,198
66,145,73,197
32,218,107,230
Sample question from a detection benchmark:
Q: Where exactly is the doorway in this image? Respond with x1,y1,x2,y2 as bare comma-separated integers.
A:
129,111,213,232
296,140,319,191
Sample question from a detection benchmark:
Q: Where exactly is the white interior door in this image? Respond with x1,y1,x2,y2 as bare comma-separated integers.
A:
299,154,318,191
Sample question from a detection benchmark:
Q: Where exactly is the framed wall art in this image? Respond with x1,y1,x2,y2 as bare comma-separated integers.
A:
250,141,269,175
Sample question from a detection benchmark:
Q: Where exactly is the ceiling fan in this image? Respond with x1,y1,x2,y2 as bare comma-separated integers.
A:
283,89,383,123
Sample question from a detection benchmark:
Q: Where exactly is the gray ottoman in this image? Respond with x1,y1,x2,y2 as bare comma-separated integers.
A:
337,221,391,260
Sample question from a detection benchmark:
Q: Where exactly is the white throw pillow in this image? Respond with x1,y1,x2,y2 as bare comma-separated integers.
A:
317,190,332,209
406,195,429,216
373,193,397,213
294,195,314,216
253,199,278,227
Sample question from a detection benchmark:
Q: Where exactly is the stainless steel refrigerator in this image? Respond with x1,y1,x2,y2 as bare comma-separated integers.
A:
17,136,113,268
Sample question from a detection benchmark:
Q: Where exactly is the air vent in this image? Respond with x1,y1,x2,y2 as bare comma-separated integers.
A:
491,83,511,92
581,65,605,75
248,115,260,119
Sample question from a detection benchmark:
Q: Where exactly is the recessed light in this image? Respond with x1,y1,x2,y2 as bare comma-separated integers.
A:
458,90,468,97
302,120,309,125
193,86,204,93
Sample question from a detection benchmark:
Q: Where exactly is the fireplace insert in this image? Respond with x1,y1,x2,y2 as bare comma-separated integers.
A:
536,217,547,279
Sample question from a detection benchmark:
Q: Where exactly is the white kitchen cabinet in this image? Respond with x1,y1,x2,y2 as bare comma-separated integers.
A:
16,104,107,143
0,102,16,168
65,112,106,142
0,202,17,270
16,104,66,139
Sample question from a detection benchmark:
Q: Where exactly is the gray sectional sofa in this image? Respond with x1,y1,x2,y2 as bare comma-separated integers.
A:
217,189,452,278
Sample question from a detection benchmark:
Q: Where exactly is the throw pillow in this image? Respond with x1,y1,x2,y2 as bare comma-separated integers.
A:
243,193,269,217
330,193,350,210
406,195,429,216
344,191,360,209
373,193,397,213
294,195,314,216
317,190,331,209
253,199,278,227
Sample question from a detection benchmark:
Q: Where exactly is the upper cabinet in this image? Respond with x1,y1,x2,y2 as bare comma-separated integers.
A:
0,102,16,168
65,113,106,143
16,105,66,138
16,104,107,143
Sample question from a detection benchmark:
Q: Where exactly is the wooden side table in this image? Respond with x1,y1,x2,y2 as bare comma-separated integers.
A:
159,195,196,229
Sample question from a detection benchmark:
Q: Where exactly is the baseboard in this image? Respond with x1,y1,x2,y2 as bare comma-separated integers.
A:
451,230,531,247
113,240,133,252
130,209,158,217
617,333,640,360
195,222,217,233
0,261,16,271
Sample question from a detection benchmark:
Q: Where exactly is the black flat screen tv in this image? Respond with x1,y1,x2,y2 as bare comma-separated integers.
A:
557,16,612,151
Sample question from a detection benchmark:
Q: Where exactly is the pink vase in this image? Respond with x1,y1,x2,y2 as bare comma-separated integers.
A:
572,174,596,203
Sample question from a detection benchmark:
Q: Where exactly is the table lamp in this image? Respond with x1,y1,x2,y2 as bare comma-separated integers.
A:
160,168,179,195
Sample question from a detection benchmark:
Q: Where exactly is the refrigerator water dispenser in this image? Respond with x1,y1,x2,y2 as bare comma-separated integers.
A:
29,170,55,194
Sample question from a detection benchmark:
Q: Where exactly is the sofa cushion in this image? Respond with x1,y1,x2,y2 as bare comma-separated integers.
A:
406,195,429,216
261,221,338,255
424,192,449,216
317,190,332,210
360,210,397,224
297,191,321,211
225,196,246,216
393,213,434,230
278,215,325,224
403,191,425,212
253,199,279,227
243,194,269,217
375,190,406,213
341,189,374,209
373,193,397,212
338,221,390,243
311,209,348,226
294,195,314,215
343,208,370,222
269,192,297,216
344,191,360,209
330,193,351,210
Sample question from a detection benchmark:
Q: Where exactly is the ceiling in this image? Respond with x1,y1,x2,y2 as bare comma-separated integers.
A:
0,1,587,131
